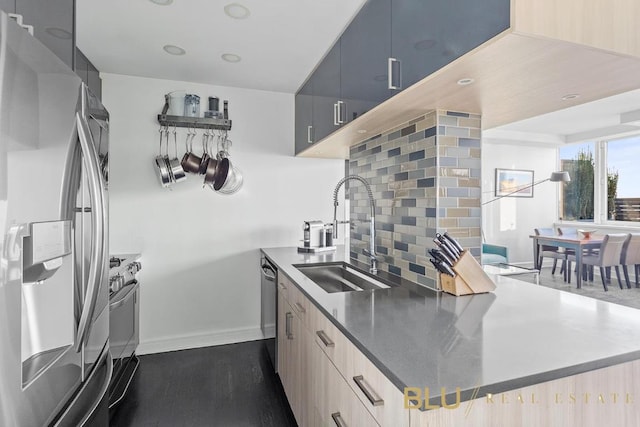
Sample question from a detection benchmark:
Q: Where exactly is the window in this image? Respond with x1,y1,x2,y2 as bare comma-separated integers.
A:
559,142,595,222
558,134,640,224
606,135,640,221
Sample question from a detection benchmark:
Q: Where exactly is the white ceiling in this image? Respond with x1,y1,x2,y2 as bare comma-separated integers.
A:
76,0,366,93
77,0,640,140
483,88,640,145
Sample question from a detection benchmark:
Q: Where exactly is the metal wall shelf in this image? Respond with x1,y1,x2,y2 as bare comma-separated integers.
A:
157,114,232,131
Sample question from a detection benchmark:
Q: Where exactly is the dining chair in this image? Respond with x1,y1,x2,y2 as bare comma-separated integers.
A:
621,233,640,288
567,234,629,291
534,228,567,278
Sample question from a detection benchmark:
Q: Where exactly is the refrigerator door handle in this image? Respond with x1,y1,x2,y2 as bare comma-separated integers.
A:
74,111,107,352
53,348,113,427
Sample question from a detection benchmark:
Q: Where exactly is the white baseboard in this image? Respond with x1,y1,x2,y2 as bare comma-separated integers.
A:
136,326,265,355
263,323,275,339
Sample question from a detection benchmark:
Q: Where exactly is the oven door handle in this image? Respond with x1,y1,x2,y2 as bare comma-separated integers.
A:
110,280,139,310
261,262,276,282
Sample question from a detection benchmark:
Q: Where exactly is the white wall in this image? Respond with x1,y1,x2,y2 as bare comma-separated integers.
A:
102,73,344,354
481,141,558,264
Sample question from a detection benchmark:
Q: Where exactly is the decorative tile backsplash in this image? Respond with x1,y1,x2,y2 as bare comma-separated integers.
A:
348,110,481,289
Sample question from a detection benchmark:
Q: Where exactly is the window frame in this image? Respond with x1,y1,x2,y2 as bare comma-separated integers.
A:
558,135,640,228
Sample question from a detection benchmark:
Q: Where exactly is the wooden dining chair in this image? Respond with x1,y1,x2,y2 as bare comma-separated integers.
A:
567,234,629,291
621,233,640,288
534,228,567,279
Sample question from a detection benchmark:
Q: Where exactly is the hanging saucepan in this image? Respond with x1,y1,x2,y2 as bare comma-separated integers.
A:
154,126,171,187
168,126,186,182
198,129,211,175
162,127,176,184
181,127,201,174
202,131,229,190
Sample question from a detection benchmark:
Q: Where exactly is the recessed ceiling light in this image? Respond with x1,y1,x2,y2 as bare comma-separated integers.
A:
561,94,580,101
222,53,241,63
224,3,250,19
45,27,71,39
457,78,474,86
357,129,367,134
414,39,436,51
150,0,173,5
163,45,186,55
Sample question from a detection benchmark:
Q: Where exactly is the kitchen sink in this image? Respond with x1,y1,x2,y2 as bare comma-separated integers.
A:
294,262,392,293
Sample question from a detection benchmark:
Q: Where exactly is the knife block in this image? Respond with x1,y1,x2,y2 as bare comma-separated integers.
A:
439,251,496,296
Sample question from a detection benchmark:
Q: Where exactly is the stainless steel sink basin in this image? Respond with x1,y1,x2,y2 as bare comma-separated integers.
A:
294,262,392,293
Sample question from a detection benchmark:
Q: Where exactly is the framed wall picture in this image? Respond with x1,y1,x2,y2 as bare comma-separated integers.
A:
495,169,534,197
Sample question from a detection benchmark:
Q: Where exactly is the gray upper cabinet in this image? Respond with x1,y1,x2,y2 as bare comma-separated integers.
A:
76,48,103,100
390,0,510,90
294,0,512,152
312,41,342,144
15,0,75,69
87,59,102,100
0,1,15,14
340,0,392,123
294,79,313,154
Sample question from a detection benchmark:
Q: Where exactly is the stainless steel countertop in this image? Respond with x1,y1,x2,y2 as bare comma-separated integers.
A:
261,246,640,406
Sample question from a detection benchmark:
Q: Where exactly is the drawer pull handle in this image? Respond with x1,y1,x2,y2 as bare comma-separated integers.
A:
331,412,347,427
278,282,287,291
294,302,306,314
285,312,294,340
316,330,335,348
353,375,384,406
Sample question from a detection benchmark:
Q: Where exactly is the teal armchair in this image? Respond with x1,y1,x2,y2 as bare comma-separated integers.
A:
482,243,509,265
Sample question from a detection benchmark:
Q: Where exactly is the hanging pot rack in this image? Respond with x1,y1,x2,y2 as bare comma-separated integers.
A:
157,96,232,130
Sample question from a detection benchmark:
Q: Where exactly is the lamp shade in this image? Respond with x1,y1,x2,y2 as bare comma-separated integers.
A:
549,171,571,182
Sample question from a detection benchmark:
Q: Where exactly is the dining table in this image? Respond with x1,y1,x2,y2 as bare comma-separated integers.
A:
530,234,603,289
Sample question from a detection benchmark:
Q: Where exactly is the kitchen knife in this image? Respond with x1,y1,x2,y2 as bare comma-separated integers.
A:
429,258,455,277
429,248,454,267
440,262,456,277
443,232,464,254
436,233,460,258
434,238,458,262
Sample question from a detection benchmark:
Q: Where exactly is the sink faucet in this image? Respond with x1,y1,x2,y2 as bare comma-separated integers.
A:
332,175,378,274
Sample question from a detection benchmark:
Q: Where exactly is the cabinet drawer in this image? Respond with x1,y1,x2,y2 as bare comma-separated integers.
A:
311,306,409,427
277,273,292,302
281,275,311,329
312,341,380,427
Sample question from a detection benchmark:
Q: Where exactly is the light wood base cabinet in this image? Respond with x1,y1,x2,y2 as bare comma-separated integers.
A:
311,339,380,427
278,275,409,427
409,358,640,427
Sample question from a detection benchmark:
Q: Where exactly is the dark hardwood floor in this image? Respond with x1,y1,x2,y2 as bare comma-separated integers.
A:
109,340,297,427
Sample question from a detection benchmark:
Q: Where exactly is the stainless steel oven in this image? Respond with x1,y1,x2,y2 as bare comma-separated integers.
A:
108,254,141,409
260,256,277,370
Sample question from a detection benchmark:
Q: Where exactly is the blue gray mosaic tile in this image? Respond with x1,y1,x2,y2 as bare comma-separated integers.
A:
349,110,481,291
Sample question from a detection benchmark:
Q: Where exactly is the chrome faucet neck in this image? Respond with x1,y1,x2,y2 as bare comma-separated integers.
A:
332,175,377,274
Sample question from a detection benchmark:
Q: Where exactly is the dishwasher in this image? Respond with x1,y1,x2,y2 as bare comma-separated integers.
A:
260,256,277,370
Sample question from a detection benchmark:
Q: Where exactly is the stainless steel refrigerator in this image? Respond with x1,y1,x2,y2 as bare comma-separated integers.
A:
0,11,111,426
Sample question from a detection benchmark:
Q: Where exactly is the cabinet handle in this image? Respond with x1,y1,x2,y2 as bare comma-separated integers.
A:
286,312,294,339
278,282,287,291
333,102,339,126
8,14,34,36
316,330,335,348
353,375,384,406
331,412,347,427
294,302,306,314
388,57,402,90
307,125,313,144
337,100,345,124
